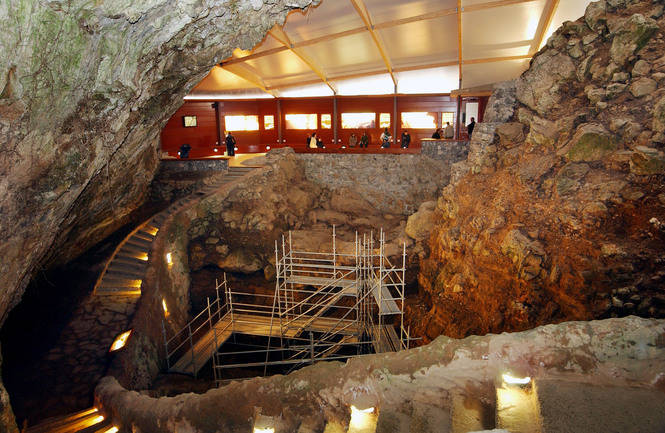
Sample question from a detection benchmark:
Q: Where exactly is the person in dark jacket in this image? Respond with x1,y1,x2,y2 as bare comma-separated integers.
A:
431,128,442,139
467,117,476,138
225,131,236,156
401,130,411,148
179,143,191,158
359,131,369,148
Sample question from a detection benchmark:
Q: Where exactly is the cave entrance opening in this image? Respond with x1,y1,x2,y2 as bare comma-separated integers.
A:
163,227,412,383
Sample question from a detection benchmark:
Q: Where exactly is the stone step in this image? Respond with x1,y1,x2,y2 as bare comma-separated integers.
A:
133,231,155,242
109,257,147,270
104,268,144,280
95,287,141,295
114,250,149,262
26,408,99,433
27,410,104,433
79,418,112,433
118,243,149,255
125,237,151,249
99,279,142,290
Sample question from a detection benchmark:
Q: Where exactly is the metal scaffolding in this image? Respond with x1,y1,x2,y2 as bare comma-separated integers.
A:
163,227,410,382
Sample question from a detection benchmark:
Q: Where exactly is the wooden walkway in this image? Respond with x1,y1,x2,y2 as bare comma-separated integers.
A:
169,312,361,375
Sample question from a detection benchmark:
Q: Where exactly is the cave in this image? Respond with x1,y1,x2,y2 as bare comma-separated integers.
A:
1,0,665,432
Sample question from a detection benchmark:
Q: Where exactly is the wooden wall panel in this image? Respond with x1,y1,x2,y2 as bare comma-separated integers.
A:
160,94,489,157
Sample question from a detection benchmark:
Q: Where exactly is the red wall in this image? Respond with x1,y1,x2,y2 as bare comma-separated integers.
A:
160,95,488,157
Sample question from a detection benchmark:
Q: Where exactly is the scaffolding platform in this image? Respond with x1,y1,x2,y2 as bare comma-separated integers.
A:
162,227,412,380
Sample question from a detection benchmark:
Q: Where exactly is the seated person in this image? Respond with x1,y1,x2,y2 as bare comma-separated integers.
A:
431,128,442,139
401,130,411,148
349,133,358,147
179,143,191,158
308,133,318,149
380,128,392,148
443,122,454,139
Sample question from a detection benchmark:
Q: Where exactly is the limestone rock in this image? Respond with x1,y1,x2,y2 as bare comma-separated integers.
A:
565,124,617,162
585,1,608,32
610,14,659,66
630,146,665,174
496,122,525,148
632,59,652,77
484,80,518,123
405,201,436,241
629,77,657,97
516,51,576,116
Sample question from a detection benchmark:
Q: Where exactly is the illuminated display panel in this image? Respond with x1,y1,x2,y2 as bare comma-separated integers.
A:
341,113,376,129
182,115,197,127
264,115,275,130
321,114,332,129
401,112,437,129
379,113,391,128
285,114,317,130
442,112,455,125
225,115,259,131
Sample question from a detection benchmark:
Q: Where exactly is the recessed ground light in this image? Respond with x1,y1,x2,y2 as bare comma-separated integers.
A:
234,147,238,151
162,299,169,317
102,427,119,433
214,148,218,152
350,405,375,430
166,252,173,265
109,330,132,352
502,373,531,386
266,145,271,150
137,252,149,261
253,415,274,433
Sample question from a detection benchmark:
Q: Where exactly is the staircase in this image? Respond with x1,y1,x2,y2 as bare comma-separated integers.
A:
94,165,257,295
25,408,114,433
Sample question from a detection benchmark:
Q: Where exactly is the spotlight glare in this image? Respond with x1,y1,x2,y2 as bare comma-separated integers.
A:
502,373,531,385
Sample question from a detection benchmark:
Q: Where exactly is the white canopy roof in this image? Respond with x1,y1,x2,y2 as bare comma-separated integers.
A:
186,0,593,99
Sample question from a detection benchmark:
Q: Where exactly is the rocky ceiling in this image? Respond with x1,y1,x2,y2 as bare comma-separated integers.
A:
0,0,319,328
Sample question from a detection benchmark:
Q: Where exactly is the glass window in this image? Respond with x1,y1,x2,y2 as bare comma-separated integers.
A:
401,112,437,129
285,114,317,130
264,115,275,130
441,112,455,126
379,113,391,128
225,115,259,131
182,116,197,127
321,114,332,129
341,112,376,129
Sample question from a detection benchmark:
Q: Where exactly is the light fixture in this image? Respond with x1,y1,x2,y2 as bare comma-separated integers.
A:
234,146,238,151
166,252,173,265
502,373,531,386
214,148,218,152
162,299,169,317
109,330,132,352
253,415,274,433
102,427,119,433
266,145,271,150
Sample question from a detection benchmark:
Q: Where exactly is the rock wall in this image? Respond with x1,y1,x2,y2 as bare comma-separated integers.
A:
94,317,665,433
414,0,665,341
0,0,316,324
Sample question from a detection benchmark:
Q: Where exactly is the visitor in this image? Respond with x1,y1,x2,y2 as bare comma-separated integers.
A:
443,122,454,139
349,133,358,148
316,135,325,148
401,130,411,149
467,117,476,138
431,128,442,139
179,143,191,159
308,132,318,149
225,131,236,156
380,128,392,148
359,131,369,148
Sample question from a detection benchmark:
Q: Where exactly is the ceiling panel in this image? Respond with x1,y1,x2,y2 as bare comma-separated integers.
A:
249,33,285,54
296,32,386,78
243,49,315,83
275,83,334,98
397,66,459,94
333,74,395,96
462,58,530,88
363,0,457,25
281,1,364,43
379,14,458,69
462,0,547,60
192,66,258,91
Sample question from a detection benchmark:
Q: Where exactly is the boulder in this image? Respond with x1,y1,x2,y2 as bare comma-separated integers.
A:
484,80,518,123
630,146,665,174
565,124,617,162
629,77,657,97
652,95,665,133
516,51,577,116
495,122,525,148
405,201,437,241
610,14,659,66
555,163,590,196
585,1,607,32
632,59,652,77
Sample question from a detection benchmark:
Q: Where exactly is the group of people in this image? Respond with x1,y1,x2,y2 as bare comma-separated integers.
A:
431,117,476,140
346,129,411,149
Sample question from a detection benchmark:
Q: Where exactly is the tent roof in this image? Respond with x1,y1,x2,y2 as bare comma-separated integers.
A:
186,0,593,99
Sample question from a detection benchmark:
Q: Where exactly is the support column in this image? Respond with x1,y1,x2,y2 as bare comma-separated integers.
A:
213,102,222,148
455,79,462,140
333,95,338,147
277,98,283,147
393,88,398,146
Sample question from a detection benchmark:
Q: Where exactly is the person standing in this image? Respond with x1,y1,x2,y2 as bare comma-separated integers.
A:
467,117,476,138
443,122,454,139
380,128,392,148
359,131,369,148
401,130,411,148
225,131,236,156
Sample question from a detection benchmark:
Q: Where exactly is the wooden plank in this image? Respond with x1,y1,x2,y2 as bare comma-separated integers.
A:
530,0,560,54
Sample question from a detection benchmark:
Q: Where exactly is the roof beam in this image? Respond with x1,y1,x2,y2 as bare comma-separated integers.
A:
221,0,540,67
349,0,397,87
268,26,337,94
457,0,463,85
530,0,560,53
221,63,276,97
264,54,532,91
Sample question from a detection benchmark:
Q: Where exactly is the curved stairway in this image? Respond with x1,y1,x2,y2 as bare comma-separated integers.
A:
25,165,257,433
94,165,256,296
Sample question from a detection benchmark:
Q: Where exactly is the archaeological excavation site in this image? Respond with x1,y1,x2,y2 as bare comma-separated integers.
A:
1,0,665,432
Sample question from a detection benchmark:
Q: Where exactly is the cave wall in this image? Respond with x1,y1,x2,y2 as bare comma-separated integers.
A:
0,0,317,331
0,0,315,428
414,0,665,341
